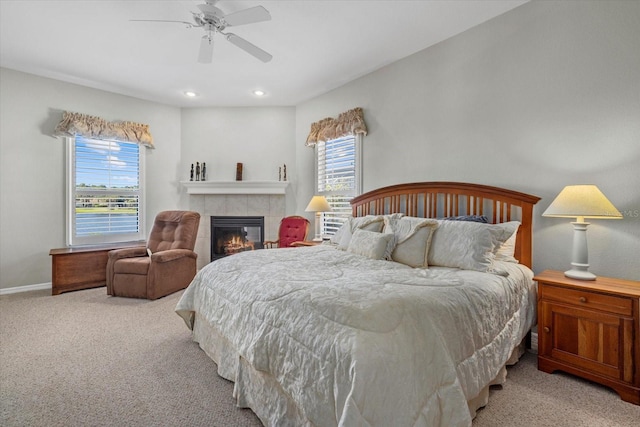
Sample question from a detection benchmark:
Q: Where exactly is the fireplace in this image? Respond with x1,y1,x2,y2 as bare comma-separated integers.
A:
210,216,264,261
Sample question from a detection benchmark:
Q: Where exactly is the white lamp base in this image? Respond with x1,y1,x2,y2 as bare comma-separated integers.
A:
313,212,322,242
564,267,596,281
565,221,596,281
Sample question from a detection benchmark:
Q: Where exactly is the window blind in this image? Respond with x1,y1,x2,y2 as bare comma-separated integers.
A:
317,135,358,235
68,137,144,245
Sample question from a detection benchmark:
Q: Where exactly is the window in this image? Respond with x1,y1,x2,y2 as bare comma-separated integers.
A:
66,136,145,246
316,134,362,236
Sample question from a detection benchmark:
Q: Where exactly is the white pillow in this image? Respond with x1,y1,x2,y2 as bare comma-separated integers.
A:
336,216,384,250
380,213,406,258
383,212,405,221
428,220,520,273
384,216,439,268
494,226,520,263
329,219,348,245
352,215,385,230
347,229,393,260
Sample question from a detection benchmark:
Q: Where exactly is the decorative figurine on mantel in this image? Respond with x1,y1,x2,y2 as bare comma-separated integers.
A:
190,164,194,181
196,162,201,181
236,162,243,181
279,167,282,181
201,162,206,181
283,164,287,181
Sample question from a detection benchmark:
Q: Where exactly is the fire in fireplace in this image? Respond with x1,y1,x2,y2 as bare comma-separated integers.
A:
211,216,264,261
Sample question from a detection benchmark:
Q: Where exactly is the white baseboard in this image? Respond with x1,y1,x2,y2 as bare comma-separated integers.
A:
0,282,52,295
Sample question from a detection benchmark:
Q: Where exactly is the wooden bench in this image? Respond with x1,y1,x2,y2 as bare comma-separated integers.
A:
49,241,145,295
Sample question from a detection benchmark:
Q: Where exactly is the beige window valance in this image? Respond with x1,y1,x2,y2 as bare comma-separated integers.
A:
305,107,367,147
53,111,154,148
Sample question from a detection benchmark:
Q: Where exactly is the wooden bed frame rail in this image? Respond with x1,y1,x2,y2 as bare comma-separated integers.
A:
351,182,540,268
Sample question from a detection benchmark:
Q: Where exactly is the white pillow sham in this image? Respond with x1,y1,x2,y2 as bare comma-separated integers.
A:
335,215,385,250
384,216,439,268
330,219,348,245
331,213,405,246
494,228,519,263
427,220,520,273
347,229,393,260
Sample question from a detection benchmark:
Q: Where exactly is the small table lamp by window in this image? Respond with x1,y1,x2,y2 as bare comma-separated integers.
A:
542,185,622,280
305,196,332,242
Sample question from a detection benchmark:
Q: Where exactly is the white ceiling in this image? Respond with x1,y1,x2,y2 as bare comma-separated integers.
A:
0,0,527,107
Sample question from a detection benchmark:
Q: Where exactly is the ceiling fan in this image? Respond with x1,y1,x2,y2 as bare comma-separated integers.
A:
132,0,272,63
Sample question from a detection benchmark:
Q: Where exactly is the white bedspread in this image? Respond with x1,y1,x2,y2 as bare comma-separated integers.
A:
176,245,536,427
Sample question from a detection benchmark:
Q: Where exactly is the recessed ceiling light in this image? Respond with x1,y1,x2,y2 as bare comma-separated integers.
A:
253,90,265,96
184,91,198,98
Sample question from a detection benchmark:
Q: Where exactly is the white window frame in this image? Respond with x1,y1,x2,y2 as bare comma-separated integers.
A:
66,136,146,246
315,134,363,236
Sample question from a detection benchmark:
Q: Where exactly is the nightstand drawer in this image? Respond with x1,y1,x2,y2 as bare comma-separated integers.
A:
540,284,632,316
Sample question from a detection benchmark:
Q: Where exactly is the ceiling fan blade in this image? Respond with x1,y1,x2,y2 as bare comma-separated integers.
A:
130,19,197,27
225,33,272,62
224,6,271,26
198,35,214,63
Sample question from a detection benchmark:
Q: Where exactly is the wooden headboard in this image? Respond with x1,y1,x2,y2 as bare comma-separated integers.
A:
351,182,541,268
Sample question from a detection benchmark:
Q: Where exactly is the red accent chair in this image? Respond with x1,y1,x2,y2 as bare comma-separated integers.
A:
264,216,310,248
106,210,200,299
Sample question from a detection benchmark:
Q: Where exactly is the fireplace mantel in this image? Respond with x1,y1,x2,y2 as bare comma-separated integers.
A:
181,180,289,195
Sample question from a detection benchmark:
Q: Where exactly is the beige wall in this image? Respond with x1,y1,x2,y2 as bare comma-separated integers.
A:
0,68,183,291
0,72,297,292
294,0,640,280
179,107,298,213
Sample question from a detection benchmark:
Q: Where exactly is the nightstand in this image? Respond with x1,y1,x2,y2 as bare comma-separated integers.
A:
535,270,640,405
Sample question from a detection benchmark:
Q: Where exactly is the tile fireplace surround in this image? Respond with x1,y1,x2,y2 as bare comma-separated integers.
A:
183,181,288,270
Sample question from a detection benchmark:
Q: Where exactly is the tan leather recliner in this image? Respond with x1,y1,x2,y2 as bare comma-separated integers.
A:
106,210,200,299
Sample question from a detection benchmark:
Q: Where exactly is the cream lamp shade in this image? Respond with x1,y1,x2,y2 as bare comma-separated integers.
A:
305,196,332,241
542,185,622,280
305,196,332,213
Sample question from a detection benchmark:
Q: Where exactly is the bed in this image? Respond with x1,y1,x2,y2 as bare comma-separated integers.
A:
176,182,541,426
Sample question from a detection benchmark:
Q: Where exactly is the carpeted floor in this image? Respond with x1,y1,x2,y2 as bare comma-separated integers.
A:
1,287,638,427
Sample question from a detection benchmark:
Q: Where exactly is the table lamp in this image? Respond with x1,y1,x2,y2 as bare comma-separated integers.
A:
305,196,332,242
542,185,622,280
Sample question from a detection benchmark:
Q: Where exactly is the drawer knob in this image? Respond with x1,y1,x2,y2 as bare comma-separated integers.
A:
579,296,587,303
543,326,550,333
